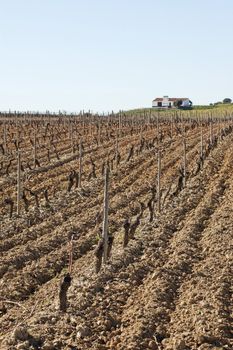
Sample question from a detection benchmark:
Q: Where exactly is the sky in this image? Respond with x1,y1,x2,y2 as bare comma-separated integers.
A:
0,0,233,113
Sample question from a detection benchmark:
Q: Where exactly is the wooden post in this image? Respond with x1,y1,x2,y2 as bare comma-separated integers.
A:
170,114,173,139
183,138,187,187
82,111,85,132
78,138,82,188
156,112,159,142
33,131,37,168
115,132,119,167
157,150,161,212
17,151,21,215
98,120,101,145
16,124,19,150
118,111,122,138
89,117,92,137
218,115,221,136
140,125,143,143
102,165,110,264
181,113,184,137
200,122,203,159
3,122,7,155
210,118,213,145
71,124,75,154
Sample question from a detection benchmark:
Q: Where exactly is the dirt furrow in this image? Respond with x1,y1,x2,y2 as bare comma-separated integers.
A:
163,174,233,350
0,122,232,350
0,127,228,349
104,135,233,350
0,128,204,302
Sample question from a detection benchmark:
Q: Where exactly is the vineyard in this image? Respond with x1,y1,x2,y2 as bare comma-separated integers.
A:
0,110,232,350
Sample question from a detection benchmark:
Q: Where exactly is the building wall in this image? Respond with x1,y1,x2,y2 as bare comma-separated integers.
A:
152,99,174,108
152,98,189,108
162,96,169,107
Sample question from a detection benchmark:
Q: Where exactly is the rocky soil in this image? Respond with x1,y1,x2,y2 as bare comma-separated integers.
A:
0,117,232,350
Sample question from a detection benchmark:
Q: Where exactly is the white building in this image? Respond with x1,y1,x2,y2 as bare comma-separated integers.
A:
152,96,191,108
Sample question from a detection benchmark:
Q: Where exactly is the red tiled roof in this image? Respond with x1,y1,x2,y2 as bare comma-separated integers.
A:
153,97,188,102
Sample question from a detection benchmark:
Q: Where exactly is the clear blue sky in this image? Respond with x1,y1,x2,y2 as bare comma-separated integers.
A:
0,0,232,113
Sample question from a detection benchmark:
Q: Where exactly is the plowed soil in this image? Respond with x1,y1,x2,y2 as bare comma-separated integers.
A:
0,118,232,350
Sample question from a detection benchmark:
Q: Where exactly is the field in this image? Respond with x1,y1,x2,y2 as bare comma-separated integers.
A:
0,110,232,350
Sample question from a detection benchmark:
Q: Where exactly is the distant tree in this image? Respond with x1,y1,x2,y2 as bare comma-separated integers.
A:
223,98,232,104
174,99,192,109
174,100,183,108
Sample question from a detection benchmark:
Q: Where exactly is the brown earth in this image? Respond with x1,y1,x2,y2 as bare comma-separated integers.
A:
0,118,232,350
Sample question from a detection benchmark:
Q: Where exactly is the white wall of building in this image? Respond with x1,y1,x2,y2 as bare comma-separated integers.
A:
152,98,190,108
